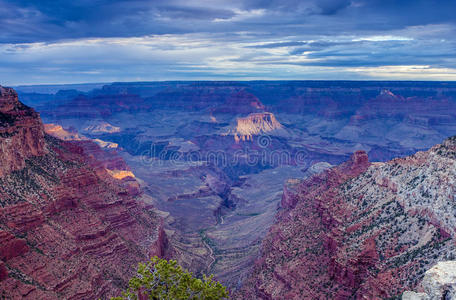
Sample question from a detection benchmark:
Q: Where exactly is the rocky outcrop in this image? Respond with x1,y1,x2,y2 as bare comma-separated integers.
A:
0,86,46,177
233,112,284,142
238,136,456,299
403,261,456,299
0,87,167,299
44,124,137,192
44,123,86,141
83,121,121,134
45,123,119,149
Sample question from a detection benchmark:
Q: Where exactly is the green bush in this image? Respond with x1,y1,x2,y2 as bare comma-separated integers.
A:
112,256,229,300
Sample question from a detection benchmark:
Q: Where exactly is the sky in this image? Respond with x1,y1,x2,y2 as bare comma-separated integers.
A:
0,0,456,85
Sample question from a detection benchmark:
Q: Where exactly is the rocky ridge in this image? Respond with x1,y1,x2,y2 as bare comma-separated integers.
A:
0,86,167,299
238,136,456,299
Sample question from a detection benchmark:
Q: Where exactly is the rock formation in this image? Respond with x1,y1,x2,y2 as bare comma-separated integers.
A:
0,86,167,299
0,87,46,177
238,136,456,299
83,121,121,134
213,90,266,115
403,261,456,299
44,123,86,141
233,112,284,142
44,123,119,149
44,124,131,181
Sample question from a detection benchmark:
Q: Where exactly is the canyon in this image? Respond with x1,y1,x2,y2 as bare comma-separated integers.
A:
2,80,456,298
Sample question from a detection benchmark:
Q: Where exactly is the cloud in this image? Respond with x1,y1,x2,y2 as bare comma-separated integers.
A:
247,41,308,48
2,0,455,44
0,0,456,83
155,5,235,20
314,0,351,15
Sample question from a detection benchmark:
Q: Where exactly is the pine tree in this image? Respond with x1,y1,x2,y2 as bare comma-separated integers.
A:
112,256,229,300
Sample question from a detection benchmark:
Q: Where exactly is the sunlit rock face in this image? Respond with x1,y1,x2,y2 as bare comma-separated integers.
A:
83,121,121,134
0,87,166,299
107,169,136,180
238,137,456,299
44,123,127,180
234,112,284,142
92,138,119,149
45,123,119,149
44,123,86,141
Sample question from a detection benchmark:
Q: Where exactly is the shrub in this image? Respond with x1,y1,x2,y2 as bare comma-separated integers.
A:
112,256,228,300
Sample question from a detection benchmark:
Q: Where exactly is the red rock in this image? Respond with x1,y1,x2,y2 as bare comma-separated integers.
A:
0,262,7,281
238,137,456,299
0,86,46,177
149,222,169,258
0,87,168,299
0,203,44,233
0,230,29,260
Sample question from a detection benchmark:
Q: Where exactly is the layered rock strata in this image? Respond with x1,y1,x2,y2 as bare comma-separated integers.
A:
0,86,167,299
239,137,456,299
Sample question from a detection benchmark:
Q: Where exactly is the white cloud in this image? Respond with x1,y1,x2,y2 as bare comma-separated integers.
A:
1,31,456,85
213,8,266,22
352,35,413,42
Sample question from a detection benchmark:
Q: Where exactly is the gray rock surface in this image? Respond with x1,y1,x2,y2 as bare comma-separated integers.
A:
403,261,456,300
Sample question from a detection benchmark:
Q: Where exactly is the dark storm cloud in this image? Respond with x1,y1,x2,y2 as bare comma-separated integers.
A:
1,0,454,43
0,0,456,83
0,0,237,43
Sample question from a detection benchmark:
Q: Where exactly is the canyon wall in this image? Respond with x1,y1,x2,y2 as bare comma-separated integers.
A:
0,86,167,299
238,136,456,299
0,87,46,177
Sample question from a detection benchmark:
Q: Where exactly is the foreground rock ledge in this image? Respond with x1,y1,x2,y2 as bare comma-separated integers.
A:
403,261,456,300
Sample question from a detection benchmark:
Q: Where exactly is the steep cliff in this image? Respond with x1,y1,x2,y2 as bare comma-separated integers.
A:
238,137,456,299
0,87,46,177
0,87,167,299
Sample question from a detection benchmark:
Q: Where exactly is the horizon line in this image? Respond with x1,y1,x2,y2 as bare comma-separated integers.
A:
10,79,456,88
